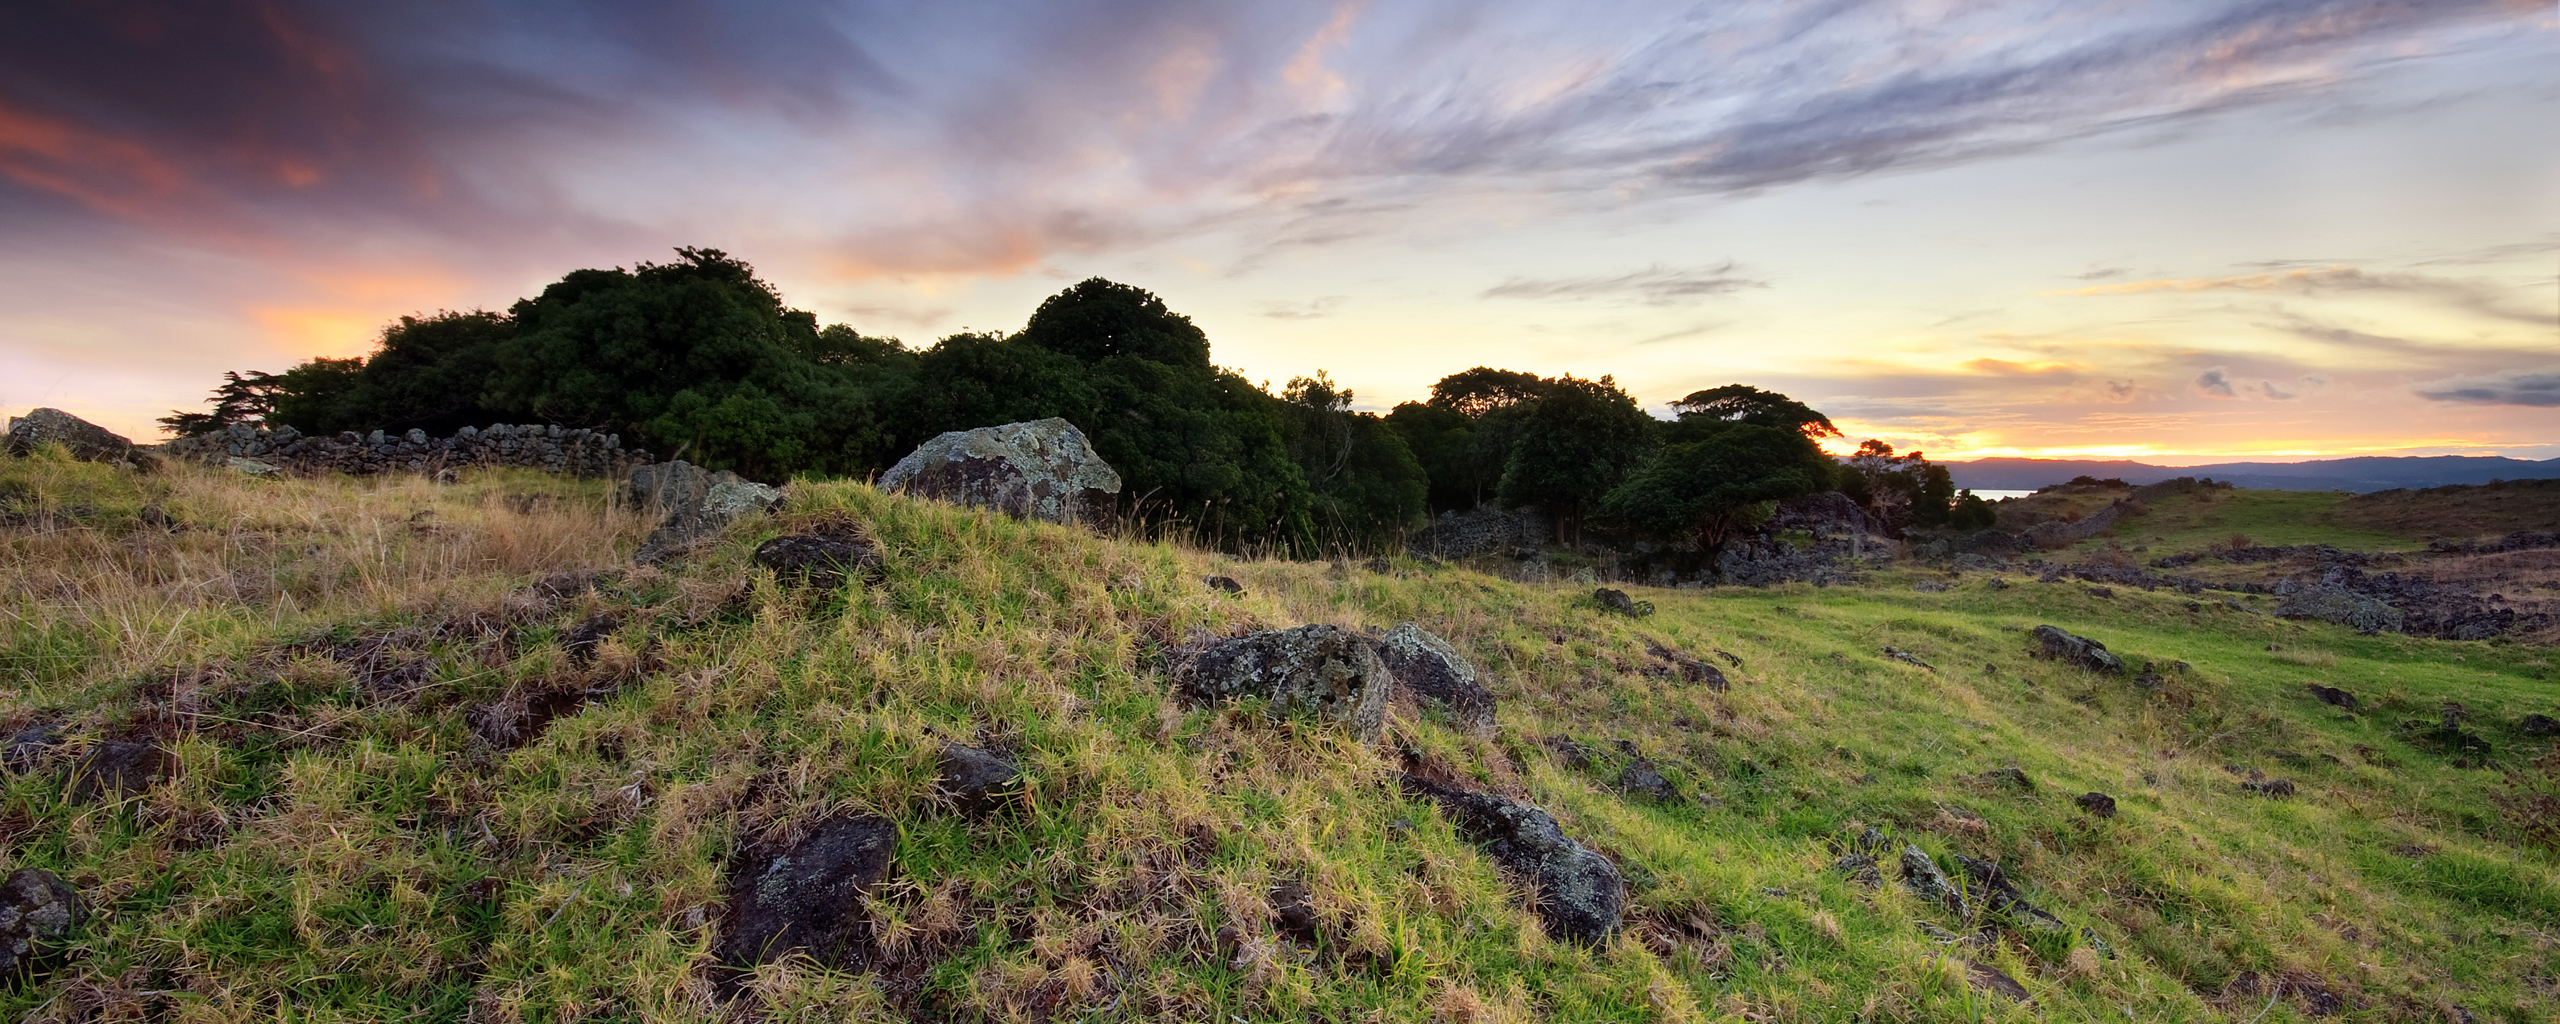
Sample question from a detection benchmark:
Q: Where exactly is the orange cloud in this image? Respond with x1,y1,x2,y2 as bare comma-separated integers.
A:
0,102,186,218
246,265,470,358
1284,1,1363,100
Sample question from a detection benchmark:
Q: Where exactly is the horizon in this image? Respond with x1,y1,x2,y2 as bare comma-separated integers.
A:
3,1,2555,460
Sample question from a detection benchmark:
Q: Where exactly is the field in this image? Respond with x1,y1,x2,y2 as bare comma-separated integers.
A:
2,449,2555,1022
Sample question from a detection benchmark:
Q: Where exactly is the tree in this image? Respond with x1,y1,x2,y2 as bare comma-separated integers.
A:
162,358,367,437
1666,384,1841,441
1600,422,1834,554
161,370,290,437
1836,440,1956,535
1383,401,1482,512
1016,278,1210,368
1495,374,1656,542
1948,490,1997,531
1279,371,1427,551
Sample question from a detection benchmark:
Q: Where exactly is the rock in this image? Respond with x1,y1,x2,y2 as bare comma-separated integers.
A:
935,742,1021,815
1898,845,1972,920
1204,575,1245,595
2082,585,2115,599
1369,624,1498,735
1176,625,1392,740
1954,855,2068,933
1834,827,1888,887
2075,792,2118,818
877,418,1120,525
1593,588,1653,617
626,461,784,562
715,813,898,971
225,456,281,476
1269,880,1322,943
560,613,620,668
1615,742,1679,802
0,868,82,979
3,408,132,462
2240,778,2297,798
1,725,58,773
1643,641,1729,692
2133,662,2166,690
2030,625,2124,674
1546,736,1595,770
2276,583,2405,634
1962,960,2031,1002
2514,713,2557,737
2304,686,2355,711
1398,773,1624,944
1882,646,1936,672
1912,580,1952,593
750,527,886,589
1978,767,2034,792
68,740,169,802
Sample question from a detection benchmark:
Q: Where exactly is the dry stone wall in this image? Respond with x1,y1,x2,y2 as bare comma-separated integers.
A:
161,422,649,479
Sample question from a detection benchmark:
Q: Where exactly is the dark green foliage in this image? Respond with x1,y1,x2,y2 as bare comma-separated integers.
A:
1667,384,1841,440
332,312,513,435
1016,277,1211,368
1494,374,1656,540
1837,440,1955,534
900,332,1096,438
1949,490,1998,531
160,369,298,437
1280,373,1428,551
1383,401,1483,512
1600,423,1834,552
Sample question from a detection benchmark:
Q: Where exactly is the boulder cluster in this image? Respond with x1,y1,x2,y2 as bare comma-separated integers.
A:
163,421,649,479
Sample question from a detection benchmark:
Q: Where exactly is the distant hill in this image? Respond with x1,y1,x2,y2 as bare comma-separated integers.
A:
1947,454,2560,493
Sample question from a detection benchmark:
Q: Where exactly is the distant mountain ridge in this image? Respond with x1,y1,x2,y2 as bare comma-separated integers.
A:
1946,454,2560,493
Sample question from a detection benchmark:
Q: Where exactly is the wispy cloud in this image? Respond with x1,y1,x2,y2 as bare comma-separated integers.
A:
2195,367,2237,397
1483,263,1765,305
1257,295,1346,320
2411,366,2560,407
2053,264,2555,326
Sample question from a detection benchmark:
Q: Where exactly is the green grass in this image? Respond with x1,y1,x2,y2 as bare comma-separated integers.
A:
2,454,2554,1022
2060,488,2425,559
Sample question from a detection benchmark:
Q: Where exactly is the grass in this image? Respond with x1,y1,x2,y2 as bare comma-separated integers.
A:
2053,488,2425,559
2,448,2555,1022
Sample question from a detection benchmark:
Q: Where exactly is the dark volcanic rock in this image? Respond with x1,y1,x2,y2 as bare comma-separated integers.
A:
2240,778,2298,798
1643,641,1730,692
627,461,783,562
877,418,1120,526
1963,960,2032,1002
560,613,621,667
1898,845,1972,920
3,408,132,463
1203,575,1245,595
1954,856,2068,934
935,742,1021,815
2075,792,2118,818
716,814,898,971
68,740,169,801
2277,583,2404,634
2516,713,2559,737
1371,623,1498,736
1176,625,1392,740
1398,773,1624,944
750,527,886,589
2305,684,2360,712
1593,588,1653,617
1269,880,1322,944
1978,767,2034,792
0,868,82,979
2030,625,2125,674
2,725,59,773
1833,827,1889,888
1546,736,1595,771
1614,742,1679,802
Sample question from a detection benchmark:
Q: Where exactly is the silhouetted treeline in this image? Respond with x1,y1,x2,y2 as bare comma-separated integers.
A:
168,248,1983,553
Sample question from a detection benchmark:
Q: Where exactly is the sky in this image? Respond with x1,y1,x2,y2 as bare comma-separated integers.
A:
2,0,2555,462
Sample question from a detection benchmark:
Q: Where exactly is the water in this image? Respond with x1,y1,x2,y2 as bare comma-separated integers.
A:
1968,489,2038,501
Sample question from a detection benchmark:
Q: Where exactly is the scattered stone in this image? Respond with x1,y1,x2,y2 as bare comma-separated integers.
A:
1714,649,1743,669
1833,827,1888,887
2075,792,2118,818
225,456,281,476
2030,625,2125,674
1177,625,1392,740
1615,742,1679,803
877,418,1120,525
3,408,132,462
67,740,169,802
628,461,784,562
1643,641,1729,692
1882,646,1936,672
1546,736,1596,771
750,526,886,589
2516,713,2558,737
2,725,58,774
2305,684,2359,711
1593,588,1653,617
2269,750,2312,768
1954,855,2068,933
0,868,82,979
167,420,644,478
715,813,897,972
1268,880,1322,944
1916,921,1966,943
2276,583,2405,635
1912,580,1952,593
1370,623,1499,736
2082,585,2115,599
1986,577,2010,590
935,742,1022,816
1898,845,1972,920
560,613,621,668
2240,778,2298,798
1978,767,2034,792
1399,773,1624,944
1204,575,1245,595
1962,959,2032,1002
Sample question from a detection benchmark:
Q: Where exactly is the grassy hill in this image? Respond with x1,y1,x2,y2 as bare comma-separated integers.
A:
3,450,2555,1022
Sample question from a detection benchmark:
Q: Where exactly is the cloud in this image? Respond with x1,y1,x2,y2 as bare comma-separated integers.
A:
1483,263,1765,305
2055,264,2554,326
2105,379,2135,400
2195,367,2236,397
2260,380,2296,400
1257,295,1346,320
2411,366,2560,407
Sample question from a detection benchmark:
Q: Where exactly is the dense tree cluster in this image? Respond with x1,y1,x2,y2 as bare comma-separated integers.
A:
167,248,1980,554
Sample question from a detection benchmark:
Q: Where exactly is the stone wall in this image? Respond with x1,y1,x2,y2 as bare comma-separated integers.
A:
160,422,650,479
1407,504,1550,560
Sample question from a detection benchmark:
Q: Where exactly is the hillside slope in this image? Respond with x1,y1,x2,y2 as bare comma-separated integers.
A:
2,452,2556,1023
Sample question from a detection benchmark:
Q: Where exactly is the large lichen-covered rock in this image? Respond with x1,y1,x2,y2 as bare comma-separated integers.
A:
1398,773,1625,945
0,867,82,979
715,813,897,972
878,418,1120,526
1177,625,1391,740
625,461,783,562
4,408,132,463
2029,625,2124,674
2276,583,2405,634
1370,623,1497,736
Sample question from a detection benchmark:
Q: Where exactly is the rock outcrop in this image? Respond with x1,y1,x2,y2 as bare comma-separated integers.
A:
716,813,898,971
3,408,133,463
2030,625,2125,674
935,742,1022,816
0,868,80,979
2276,583,2405,634
1176,625,1392,740
750,526,886,589
878,418,1119,526
163,421,647,478
1398,773,1625,945
1369,623,1497,736
626,461,784,562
